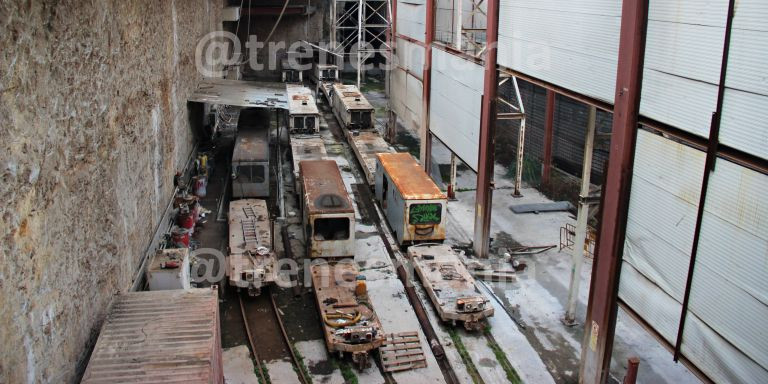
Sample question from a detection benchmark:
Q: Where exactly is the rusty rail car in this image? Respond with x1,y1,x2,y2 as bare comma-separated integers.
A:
330,83,375,131
375,153,447,246
232,108,271,198
287,84,320,134
228,199,277,296
290,135,328,191
299,160,356,258
407,244,494,331
312,63,339,101
346,130,396,187
310,260,386,369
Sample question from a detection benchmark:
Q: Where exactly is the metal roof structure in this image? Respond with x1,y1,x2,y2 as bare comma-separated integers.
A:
189,79,288,109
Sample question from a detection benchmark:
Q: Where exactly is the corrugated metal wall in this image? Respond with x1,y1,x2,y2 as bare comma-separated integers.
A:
397,0,427,41
620,130,705,344
684,158,768,383
429,48,485,170
639,1,728,137
391,67,424,132
719,1,768,160
496,0,621,103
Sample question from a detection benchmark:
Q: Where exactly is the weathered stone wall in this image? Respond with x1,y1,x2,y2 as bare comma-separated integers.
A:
0,1,221,382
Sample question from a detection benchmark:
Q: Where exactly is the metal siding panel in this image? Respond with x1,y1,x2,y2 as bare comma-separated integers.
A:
396,38,425,79
620,130,706,344
640,6,726,137
731,0,768,32
497,0,620,103
640,70,717,138
648,0,728,27
681,313,768,383
719,11,768,159
720,90,768,160
683,159,768,382
429,49,484,170
391,68,408,118
397,1,426,41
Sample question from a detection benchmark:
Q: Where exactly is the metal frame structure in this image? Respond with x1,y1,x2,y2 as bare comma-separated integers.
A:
471,0,499,259
330,0,393,88
579,0,648,382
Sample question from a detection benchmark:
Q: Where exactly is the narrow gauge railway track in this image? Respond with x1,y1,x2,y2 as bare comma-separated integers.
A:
239,287,310,384
316,93,462,384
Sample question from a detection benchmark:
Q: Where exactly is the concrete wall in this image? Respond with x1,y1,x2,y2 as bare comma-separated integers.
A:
0,1,221,382
233,0,327,79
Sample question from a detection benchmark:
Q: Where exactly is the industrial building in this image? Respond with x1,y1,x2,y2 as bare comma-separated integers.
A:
1,1,765,383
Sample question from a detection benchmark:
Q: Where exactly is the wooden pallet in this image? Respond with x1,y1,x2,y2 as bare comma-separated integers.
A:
379,332,427,372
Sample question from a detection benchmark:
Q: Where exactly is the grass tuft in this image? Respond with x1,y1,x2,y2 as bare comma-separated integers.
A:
448,328,484,384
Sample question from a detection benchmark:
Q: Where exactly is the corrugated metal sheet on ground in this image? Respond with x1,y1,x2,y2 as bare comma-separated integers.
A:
429,48,484,171
497,0,620,103
82,288,222,384
397,0,426,42
719,0,768,160
619,130,705,345
683,158,768,383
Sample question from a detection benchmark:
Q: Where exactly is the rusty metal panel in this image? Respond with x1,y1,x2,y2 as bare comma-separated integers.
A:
81,288,223,384
429,47,484,171
497,0,621,103
683,158,768,383
376,153,445,200
189,79,288,109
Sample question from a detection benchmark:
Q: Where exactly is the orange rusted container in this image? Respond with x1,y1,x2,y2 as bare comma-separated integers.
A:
374,152,447,245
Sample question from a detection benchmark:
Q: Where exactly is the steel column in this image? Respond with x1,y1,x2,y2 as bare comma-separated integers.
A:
448,153,457,199
472,0,500,259
673,0,736,362
579,0,647,382
420,0,436,171
564,105,596,325
542,89,555,186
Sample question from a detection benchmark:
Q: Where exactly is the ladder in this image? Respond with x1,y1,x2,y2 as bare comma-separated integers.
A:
241,220,259,246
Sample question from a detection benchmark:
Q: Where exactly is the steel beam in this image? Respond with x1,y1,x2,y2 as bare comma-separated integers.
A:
564,105,596,325
420,0,436,171
471,0,500,258
579,0,648,382
673,0,736,363
542,89,555,186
